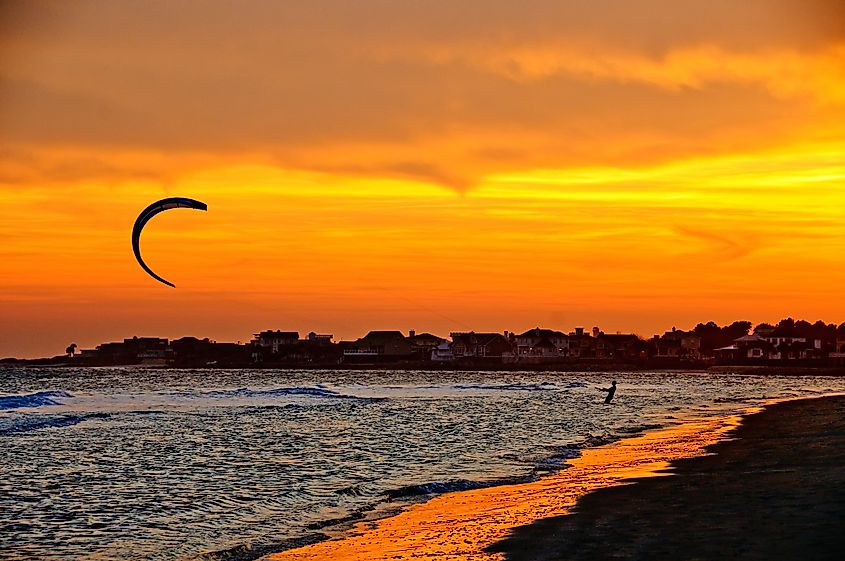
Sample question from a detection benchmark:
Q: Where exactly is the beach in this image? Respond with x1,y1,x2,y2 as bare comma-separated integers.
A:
269,395,844,561
491,395,845,561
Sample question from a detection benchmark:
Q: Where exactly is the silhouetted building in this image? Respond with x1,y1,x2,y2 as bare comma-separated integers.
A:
253,330,299,353
407,331,446,360
567,327,595,358
350,331,413,357
595,333,644,360
654,328,702,359
515,328,570,358
307,332,334,345
450,332,514,359
431,340,454,362
95,337,169,365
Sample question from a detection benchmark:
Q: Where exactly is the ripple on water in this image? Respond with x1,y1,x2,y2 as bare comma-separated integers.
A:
1,368,844,561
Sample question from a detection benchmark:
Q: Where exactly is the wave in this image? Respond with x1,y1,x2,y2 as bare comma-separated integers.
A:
563,381,588,388
384,474,532,500
335,484,367,497
713,396,755,404
0,412,109,436
193,533,329,561
452,382,558,391
170,386,383,402
0,391,72,410
615,423,665,435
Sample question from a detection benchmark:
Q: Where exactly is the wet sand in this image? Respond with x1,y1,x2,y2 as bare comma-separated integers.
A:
489,395,845,561
269,409,750,561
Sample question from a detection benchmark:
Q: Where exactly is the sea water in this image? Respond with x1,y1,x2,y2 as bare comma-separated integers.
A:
1,367,843,560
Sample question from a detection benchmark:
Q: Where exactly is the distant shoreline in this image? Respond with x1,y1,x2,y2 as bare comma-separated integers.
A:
2,359,844,376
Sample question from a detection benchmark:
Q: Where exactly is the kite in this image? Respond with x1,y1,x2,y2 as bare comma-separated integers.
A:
131,197,207,287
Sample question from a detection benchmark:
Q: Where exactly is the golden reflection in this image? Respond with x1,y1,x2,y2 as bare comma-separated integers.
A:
270,412,749,561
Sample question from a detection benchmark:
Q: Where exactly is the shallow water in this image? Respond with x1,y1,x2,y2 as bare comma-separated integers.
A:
1,367,843,560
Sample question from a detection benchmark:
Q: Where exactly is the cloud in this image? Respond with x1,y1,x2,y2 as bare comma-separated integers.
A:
673,225,760,262
0,0,843,191
412,43,845,103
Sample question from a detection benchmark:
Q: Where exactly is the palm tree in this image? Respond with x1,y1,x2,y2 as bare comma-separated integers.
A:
66,343,78,357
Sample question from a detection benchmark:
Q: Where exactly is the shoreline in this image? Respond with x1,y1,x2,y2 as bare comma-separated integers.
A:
490,394,845,560
261,398,779,560
6,362,845,376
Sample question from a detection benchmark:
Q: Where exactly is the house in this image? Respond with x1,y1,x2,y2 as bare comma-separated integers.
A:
756,327,806,347
252,330,300,353
431,340,454,362
95,337,170,365
515,328,569,358
306,332,334,345
567,327,596,358
171,336,214,364
350,331,413,357
733,334,774,360
713,344,740,362
529,338,559,358
171,336,251,366
407,331,446,360
450,332,514,359
754,328,821,359
654,328,701,359
830,338,845,364
595,333,644,360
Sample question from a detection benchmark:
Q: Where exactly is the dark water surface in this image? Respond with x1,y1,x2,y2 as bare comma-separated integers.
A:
1,367,843,560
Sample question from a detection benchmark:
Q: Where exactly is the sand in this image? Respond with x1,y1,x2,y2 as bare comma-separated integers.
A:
489,395,845,561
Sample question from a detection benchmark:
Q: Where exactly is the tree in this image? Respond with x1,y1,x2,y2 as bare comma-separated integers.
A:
777,317,796,330
66,343,77,357
693,322,724,353
724,321,752,340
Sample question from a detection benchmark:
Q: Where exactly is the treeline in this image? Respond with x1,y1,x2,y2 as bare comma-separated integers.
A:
691,318,845,353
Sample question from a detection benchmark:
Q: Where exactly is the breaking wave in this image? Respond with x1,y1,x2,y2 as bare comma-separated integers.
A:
0,412,109,435
384,474,534,500
452,382,558,391
170,386,383,402
0,390,72,410
191,534,329,561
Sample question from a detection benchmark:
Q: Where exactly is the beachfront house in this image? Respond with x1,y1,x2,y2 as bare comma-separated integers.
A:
93,336,170,365
594,333,644,360
349,330,414,357
449,332,514,359
733,333,772,359
171,336,252,367
431,340,454,362
515,328,570,358
654,328,702,359
830,338,845,365
567,327,596,358
407,331,446,361
252,330,300,353
306,332,334,345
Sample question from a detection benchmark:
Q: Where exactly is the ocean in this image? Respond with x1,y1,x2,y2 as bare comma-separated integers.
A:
1,367,843,560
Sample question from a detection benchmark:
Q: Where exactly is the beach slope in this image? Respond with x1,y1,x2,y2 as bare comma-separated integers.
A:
489,395,845,561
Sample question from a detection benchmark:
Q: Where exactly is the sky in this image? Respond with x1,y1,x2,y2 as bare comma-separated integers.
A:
1,0,845,357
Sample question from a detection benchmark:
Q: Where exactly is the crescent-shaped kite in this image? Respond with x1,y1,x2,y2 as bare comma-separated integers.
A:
131,197,208,288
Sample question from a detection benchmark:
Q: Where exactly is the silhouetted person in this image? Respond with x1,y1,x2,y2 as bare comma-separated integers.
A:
598,380,617,404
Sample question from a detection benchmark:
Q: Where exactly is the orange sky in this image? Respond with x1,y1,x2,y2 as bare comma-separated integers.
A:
1,1,845,357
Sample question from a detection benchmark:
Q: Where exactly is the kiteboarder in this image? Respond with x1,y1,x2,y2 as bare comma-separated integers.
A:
598,380,617,404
